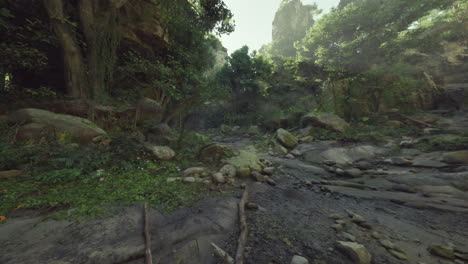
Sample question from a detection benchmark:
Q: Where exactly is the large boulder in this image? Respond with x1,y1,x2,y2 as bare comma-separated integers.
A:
443,150,468,165
225,151,265,178
145,122,173,145
276,128,298,149
144,144,175,160
199,143,234,163
302,113,349,133
11,108,107,143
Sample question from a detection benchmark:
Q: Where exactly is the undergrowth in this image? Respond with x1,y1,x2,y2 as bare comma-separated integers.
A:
0,124,208,221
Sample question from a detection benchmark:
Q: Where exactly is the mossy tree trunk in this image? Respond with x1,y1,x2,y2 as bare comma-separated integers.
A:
43,0,127,99
43,0,90,98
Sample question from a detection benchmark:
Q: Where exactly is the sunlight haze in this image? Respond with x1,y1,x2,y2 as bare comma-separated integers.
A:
220,0,341,54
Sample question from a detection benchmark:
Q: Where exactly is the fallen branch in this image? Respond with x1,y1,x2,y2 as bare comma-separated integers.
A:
144,200,153,264
211,243,234,264
235,185,249,264
399,114,433,128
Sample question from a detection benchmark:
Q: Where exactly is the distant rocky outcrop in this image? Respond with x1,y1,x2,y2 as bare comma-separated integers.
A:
266,0,319,57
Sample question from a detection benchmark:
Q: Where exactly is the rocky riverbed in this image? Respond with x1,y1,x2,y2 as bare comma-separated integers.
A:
1,110,468,264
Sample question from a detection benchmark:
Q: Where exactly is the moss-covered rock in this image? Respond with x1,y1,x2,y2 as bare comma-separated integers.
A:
11,108,107,143
442,150,468,165
275,128,298,149
270,139,289,154
225,151,264,178
199,143,234,163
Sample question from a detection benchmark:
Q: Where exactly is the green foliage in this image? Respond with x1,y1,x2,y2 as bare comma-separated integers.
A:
0,132,206,219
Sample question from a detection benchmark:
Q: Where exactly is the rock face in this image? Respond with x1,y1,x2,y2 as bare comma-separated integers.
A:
336,241,372,264
225,151,264,178
302,113,350,133
443,150,468,165
11,108,107,143
276,128,298,149
144,144,175,160
269,0,317,57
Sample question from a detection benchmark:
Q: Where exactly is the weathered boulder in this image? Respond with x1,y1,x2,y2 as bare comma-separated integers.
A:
443,150,468,165
144,144,175,160
336,241,372,264
302,113,349,133
247,125,261,136
11,108,107,143
276,128,298,149
270,139,289,154
219,164,236,178
199,143,234,163
225,151,264,178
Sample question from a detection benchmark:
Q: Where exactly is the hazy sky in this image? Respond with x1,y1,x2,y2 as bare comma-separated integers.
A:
220,0,340,54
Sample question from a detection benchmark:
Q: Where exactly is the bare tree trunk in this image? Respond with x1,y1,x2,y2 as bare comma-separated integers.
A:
43,0,89,98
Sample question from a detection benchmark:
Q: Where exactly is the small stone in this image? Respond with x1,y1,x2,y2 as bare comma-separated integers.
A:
388,249,408,260
335,220,346,225
212,173,225,183
251,171,266,182
332,223,345,231
246,202,259,210
454,259,464,264
263,167,275,175
323,160,337,166
335,168,345,175
166,177,180,183
329,213,344,220
371,232,385,240
336,241,372,264
219,164,237,178
305,180,313,186
342,232,356,242
428,244,455,259
290,255,309,264
183,177,196,183
183,167,205,177
291,149,302,156
379,239,396,249
355,161,372,170
266,178,277,186
286,154,295,159
345,168,363,178
351,214,366,224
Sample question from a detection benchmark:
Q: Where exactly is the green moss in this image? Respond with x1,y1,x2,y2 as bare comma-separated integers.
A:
415,134,468,151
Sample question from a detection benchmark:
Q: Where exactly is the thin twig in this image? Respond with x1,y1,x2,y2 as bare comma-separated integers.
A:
211,243,234,264
235,185,249,264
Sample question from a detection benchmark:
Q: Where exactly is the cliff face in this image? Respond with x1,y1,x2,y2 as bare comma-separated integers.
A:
120,0,169,58
269,0,317,57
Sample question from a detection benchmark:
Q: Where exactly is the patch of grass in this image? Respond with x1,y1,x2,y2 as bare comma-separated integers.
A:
0,163,204,219
0,128,207,220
